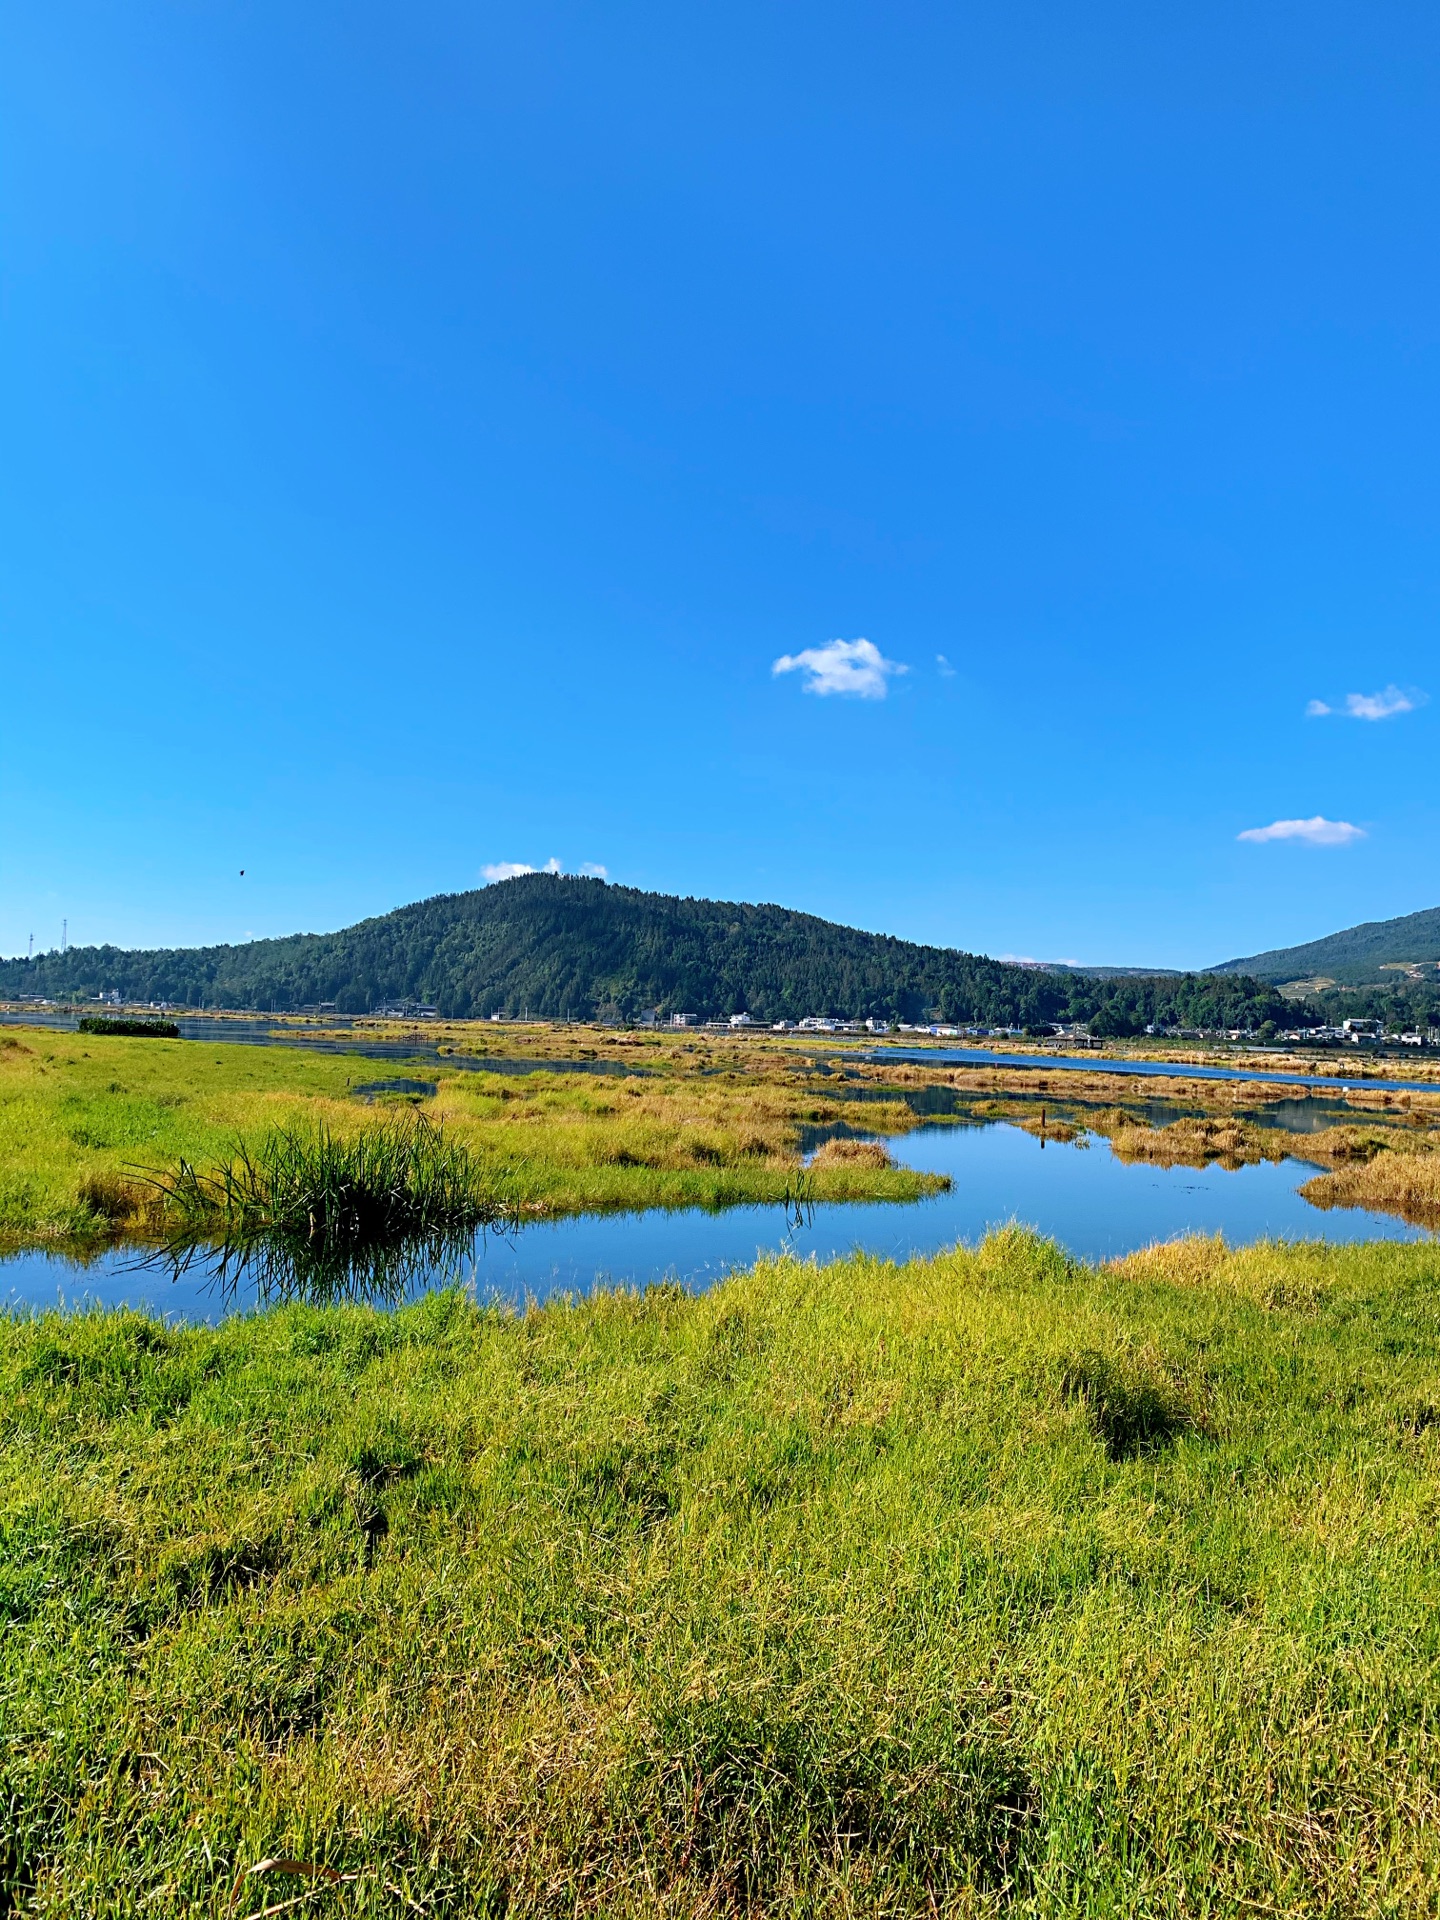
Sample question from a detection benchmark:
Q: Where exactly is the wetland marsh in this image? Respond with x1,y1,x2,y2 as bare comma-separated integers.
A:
5,1017,1440,1915
2,1019,1436,1317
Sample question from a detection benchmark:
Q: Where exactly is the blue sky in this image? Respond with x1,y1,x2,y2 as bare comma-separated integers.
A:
3,2,1437,969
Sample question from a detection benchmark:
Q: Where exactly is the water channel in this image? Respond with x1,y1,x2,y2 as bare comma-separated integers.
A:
3,1115,1426,1326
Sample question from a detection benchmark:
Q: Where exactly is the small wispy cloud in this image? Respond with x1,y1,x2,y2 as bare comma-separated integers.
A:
1305,685,1425,721
772,637,907,700
481,857,563,883
936,653,957,678
580,862,609,879
1237,816,1365,846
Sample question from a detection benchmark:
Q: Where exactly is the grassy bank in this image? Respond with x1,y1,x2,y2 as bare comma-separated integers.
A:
4,1230,1440,1915
0,1029,940,1253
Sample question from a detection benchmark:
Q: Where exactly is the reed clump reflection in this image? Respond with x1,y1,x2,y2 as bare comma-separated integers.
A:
145,1112,508,1302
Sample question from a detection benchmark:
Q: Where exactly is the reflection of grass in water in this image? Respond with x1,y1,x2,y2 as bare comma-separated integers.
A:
145,1114,509,1305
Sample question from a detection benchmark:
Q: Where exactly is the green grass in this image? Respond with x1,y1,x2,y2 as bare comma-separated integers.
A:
0,1029,942,1251
3,1229,1439,1914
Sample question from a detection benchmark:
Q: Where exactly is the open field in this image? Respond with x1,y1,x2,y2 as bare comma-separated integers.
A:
3,1229,1440,1915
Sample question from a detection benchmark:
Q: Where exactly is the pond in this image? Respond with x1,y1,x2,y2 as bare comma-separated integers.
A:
2,1116,1426,1325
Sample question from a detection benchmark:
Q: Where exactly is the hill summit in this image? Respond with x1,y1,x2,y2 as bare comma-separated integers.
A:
0,873,1299,1033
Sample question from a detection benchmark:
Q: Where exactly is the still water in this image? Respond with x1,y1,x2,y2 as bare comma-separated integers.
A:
2,1118,1425,1325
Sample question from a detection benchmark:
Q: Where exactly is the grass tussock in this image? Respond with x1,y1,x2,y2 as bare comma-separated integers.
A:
1057,1341,1199,1457
3,1231,1440,1913
75,1170,162,1229
1099,1113,1280,1170
1302,1145,1440,1229
151,1112,496,1243
809,1136,895,1170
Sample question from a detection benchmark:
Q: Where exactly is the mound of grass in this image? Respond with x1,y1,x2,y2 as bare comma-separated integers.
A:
1057,1342,1197,1457
2,1230,1440,1914
1303,1142,1440,1229
809,1136,894,1169
75,1016,181,1038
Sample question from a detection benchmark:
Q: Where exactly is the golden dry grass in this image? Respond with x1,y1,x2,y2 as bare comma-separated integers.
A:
1302,1148,1440,1228
808,1137,895,1169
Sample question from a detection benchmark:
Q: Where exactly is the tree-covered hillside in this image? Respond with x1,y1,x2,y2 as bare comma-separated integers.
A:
1215,904,1440,984
0,875,1306,1032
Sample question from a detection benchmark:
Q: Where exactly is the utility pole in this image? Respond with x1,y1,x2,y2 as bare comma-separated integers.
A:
27,933,33,960
62,919,67,955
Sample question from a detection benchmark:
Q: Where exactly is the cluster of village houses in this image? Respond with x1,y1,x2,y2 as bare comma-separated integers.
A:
656,1011,1440,1046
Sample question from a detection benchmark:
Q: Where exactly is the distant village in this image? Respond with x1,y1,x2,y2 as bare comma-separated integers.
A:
647,1012,1440,1046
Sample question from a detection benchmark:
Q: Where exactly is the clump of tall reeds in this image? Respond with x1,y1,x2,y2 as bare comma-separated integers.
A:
145,1113,507,1301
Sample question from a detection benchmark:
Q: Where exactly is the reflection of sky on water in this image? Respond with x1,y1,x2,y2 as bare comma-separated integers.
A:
2,1120,1425,1326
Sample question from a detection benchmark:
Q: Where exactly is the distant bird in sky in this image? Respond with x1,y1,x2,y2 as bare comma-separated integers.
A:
239,869,245,876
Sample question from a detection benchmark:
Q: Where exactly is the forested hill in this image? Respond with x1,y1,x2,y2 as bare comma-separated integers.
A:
1214,904,1440,984
0,874,1305,1033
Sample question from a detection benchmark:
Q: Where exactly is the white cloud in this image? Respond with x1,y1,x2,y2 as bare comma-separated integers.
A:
1236,816,1366,846
936,653,957,678
580,862,609,879
481,857,563,883
771,637,907,699
1306,685,1425,721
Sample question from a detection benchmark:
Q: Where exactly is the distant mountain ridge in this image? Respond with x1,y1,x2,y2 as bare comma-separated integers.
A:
1214,904,1440,985
0,873,1299,1034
